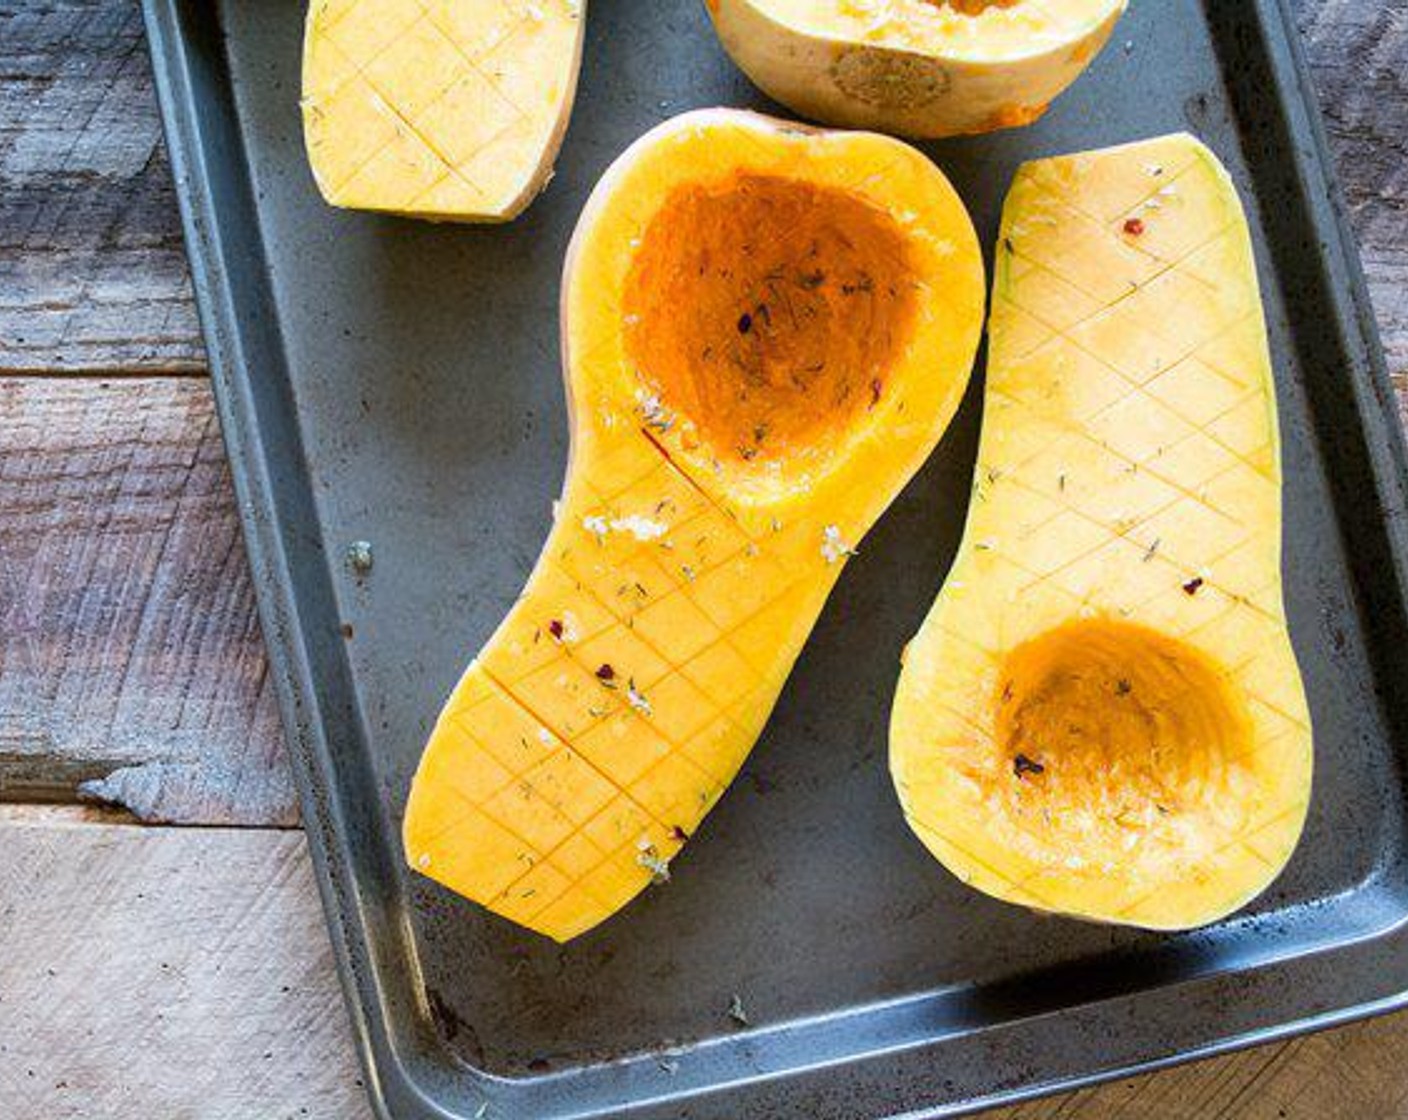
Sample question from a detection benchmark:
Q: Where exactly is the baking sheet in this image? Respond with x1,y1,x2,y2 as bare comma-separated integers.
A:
143,1,1408,1116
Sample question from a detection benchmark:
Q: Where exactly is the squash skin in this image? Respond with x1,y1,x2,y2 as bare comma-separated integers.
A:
890,133,1313,930
301,0,585,222
403,109,984,941
704,0,1127,140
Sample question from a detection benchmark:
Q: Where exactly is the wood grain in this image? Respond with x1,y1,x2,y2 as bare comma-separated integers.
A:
0,377,296,825
0,0,203,373
0,806,372,1120
1296,2,1408,425
989,1013,1408,1119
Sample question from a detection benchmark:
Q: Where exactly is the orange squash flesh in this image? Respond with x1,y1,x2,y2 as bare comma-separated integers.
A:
890,134,1313,929
403,109,984,941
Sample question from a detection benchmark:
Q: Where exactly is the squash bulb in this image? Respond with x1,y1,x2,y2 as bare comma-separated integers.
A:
890,133,1313,929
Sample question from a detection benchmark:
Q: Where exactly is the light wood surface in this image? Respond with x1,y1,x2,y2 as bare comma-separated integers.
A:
0,806,370,1119
0,1,1405,1117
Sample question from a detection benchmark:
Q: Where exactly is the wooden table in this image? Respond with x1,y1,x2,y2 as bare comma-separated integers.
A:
1,2,1404,1116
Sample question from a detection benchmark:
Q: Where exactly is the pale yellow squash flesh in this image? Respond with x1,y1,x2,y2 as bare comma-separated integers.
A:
705,0,1127,139
301,0,584,222
890,133,1313,929
403,109,985,941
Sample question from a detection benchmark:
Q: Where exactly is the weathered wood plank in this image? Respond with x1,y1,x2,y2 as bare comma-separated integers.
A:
0,806,373,1120
0,377,296,825
1296,2,1408,423
0,0,203,373
988,1009,1408,1119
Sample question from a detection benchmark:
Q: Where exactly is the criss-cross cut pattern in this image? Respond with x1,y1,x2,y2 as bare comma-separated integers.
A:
401,111,986,941
405,433,838,940
894,134,1313,929
302,0,582,218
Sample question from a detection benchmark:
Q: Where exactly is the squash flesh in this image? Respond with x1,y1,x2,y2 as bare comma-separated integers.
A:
622,172,922,493
404,110,985,940
301,0,584,221
890,133,1313,929
704,0,1126,139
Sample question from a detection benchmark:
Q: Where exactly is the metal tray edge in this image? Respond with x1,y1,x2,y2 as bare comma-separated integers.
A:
138,3,427,1117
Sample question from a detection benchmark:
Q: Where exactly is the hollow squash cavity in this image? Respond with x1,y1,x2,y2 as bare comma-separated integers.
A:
623,173,920,487
403,110,984,941
890,133,1313,931
993,620,1255,868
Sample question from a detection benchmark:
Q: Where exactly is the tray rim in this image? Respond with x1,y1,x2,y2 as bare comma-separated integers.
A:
138,0,1408,1117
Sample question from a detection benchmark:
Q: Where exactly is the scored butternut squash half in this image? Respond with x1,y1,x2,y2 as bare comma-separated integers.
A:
704,0,1127,140
891,134,1313,929
301,0,585,221
404,109,984,940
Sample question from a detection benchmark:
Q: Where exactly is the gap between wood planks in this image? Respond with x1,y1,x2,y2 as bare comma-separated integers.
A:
0,365,210,379
0,376,297,826
0,802,290,829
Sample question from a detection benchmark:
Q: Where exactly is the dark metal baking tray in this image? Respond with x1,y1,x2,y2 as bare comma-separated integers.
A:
141,0,1408,1116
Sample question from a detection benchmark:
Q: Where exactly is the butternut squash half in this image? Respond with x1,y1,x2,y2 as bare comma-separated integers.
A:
704,0,1127,140
891,134,1313,929
404,109,984,940
301,0,584,221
